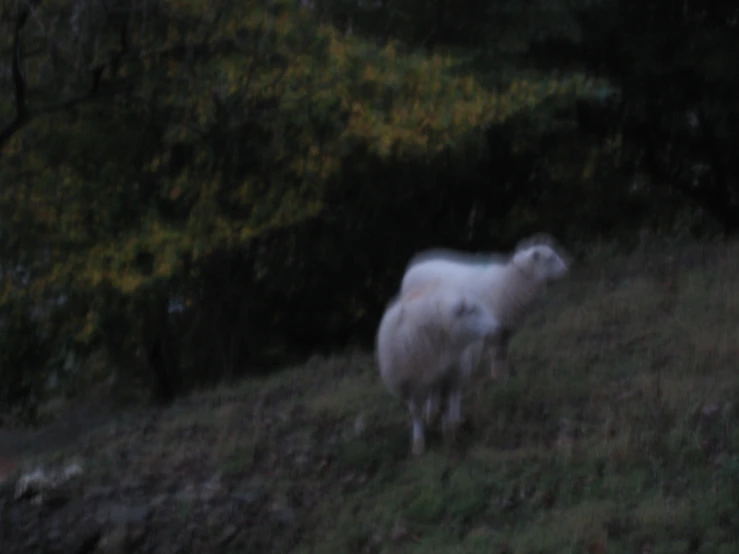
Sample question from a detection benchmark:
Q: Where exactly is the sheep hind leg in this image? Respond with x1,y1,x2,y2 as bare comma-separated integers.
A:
408,398,426,456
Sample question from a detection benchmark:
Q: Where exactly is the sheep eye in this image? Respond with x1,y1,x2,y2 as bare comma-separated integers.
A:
454,302,468,317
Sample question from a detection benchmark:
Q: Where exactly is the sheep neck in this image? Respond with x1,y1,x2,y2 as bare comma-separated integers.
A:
487,261,543,329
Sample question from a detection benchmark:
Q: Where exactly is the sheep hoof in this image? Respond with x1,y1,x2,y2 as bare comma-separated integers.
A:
412,437,425,456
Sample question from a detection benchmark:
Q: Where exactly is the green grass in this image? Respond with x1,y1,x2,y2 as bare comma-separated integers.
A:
14,239,739,553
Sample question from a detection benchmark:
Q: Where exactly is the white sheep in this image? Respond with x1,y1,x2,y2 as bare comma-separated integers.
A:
375,283,501,456
400,234,569,418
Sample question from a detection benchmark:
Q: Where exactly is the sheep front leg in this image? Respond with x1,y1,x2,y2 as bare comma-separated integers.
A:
441,387,462,447
424,390,441,424
408,398,426,456
490,330,511,381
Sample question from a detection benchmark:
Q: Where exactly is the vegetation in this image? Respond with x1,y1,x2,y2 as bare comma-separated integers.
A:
0,0,737,432
3,240,739,553
3,0,739,550
0,0,608,412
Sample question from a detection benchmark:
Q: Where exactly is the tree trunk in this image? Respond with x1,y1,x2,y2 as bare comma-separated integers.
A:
142,298,178,404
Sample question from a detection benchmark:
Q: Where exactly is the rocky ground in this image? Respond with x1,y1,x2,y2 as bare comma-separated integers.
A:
0,380,335,554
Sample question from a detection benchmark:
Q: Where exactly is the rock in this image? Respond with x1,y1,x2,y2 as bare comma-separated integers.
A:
15,469,53,501
14,462,84,504
62,461,84,480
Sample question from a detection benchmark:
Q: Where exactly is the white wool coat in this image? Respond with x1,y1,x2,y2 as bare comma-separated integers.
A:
376,284,498,400
401,257,544,332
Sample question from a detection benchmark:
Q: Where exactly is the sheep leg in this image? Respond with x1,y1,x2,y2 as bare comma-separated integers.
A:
441,388,462,447
490,330,511,381
424,390,441,424
408,399,426,456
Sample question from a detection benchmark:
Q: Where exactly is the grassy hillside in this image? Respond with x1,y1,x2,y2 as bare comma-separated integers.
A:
3,239,739,553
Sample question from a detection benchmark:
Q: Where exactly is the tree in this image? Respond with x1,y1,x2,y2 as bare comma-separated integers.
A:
0,0,602,412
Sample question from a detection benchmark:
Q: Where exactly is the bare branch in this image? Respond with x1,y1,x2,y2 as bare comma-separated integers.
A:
11,5,31,121
0,31,239,155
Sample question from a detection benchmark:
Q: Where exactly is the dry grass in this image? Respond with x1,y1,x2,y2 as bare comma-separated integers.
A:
13,239,739,553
